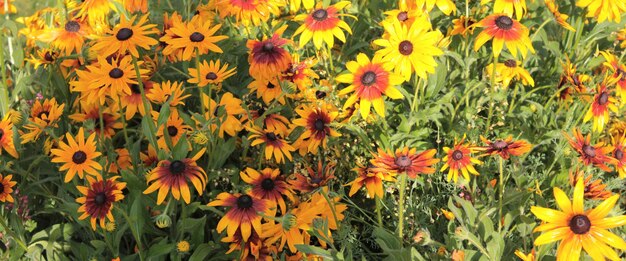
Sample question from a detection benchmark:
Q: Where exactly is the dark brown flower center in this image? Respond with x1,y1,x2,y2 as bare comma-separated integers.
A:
267,82,276,89
109,68,124,79
169,160,186,174
266,132,277,141
0,129,4,139
399,40,413,55
395,155,412,168
598,92,609,105
65,21,80,32
44,52,55,62
261,178,275,190
312,9,328,21
504,60,517,68
493,140,508,150
495,16,513,30
361,71,377,86
452,150,464,161
190,32,205,42
116,28,134,41
130,84,141,94
167,126,178,137
569,215,591,234
314,118,325,131
72,151,87,164
0,183,4,193
582,144,596,158
94,192,107,205
315,90,327,99
397,11,408,22
615,149,624,160
38,111,49,119
262,42,274,52
237,195,253,209
205,72,218,80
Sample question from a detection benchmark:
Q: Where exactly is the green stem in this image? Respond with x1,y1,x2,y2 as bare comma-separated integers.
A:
320,188,340,231
375,195,382,227
0,33,9,117
485,53,498,134
410,76,421,112
326,45,334,79
131,56,157,149
116,206,144,261
498,157,504,233
397,174,407,240
0,216,27,251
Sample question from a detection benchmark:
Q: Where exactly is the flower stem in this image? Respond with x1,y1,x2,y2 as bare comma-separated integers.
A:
411,76,421,112
397,174,407,240
320,188,340,231
131,56,156,150
0,216,27,251
485,52,498,134
498,157,504,232
116,205,144,261
0,33,9,117
375,195,383,227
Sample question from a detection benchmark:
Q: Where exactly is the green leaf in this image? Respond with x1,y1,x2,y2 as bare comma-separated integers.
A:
295,245,333,259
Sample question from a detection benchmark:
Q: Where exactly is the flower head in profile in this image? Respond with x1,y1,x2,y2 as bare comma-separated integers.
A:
569,170,612,200
486,59,534,88
450,16,477,36
441,135,483,183
415,0,456,15
336,53,405,119
600,51,626,101
76,176,126,230
208,192,271,242
348,163,396,199
371,147,439,179
293,1,353,49
0,116,19,159
564,129,617,172
474,14,535,59
38,19,92,55
480,135,531,160
291,160,336,193
143,149,207,205
530,179,626,260
0,174,17,203
50,127,102,183
545,0,575,32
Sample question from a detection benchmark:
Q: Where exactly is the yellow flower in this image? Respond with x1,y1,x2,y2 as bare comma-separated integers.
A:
485,59,534,88
177,241,190,252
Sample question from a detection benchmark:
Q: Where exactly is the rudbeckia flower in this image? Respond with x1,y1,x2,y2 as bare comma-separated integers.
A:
545,0,575,32
281,54,319,92
208,192,271,242
146,81,190,107
485,59,534,88
291,104,341,155
0,116,18,159
415,0,456,15
382,0,423,26
74,0,117,30
293,1,353,50
564,128,617,172
569,170,612,200
143,149,207,205
240,167,294,215
247,126,295,164
188,60,236,88
474,14,535,59
374,17,444,81
0,174,16,203
247,26,292,82
514,249,535,261
38,19,92,55
600,51,626,101
50,127,102,182
91,14,158,57
441,135,483,183
160,17,227,61
25,48,59,69
290,160,336,193
371,147,439,179
611,134,626,178
336,53,404,119
481,0,527,20
247,78,287,105
557,57,590,103
69,102,123,138
576,0,626,23
202,92,246,138
583,79,618,133
153,109,192,150
480,135,531,159
123,0,148,13
450,16,477,36
217,0,283,26
347,163,396,199
20,98,65,144
530,179,626,260
76,175,126,230
118,80,153,120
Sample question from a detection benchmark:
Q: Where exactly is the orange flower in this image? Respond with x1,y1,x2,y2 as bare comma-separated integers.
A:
441,135,483,183
371,147,439,178
583,79,619,133
569,170,612,200
474,14,534,58
480,135,531,160
347,163,396,199
564,129,617,172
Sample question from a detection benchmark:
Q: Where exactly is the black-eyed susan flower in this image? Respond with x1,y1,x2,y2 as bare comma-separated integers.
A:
222,230,265,260
576,0,626,23
247,78,287,105
291,104,340,155
441,135,483,183
202,92,246,138
20,97,65,144
76,175,126,230
583,79,618,133
74,0,117,29
600,51,626,101
153,109,192,150
123,0,148,13
140,144,159,167
208,192,271,242
69,102,123,138
545,0,575,32
450,16,477,36
481,0,527,20
530,179,626,260
143,148,207,205
0,0,16,14
240,167,294,215
336,53,404,119
382,0,423,26
611,134,626,178
558,57,590,103
480,135,531,160
160,17,227,61
0,174,16,203
246,111,291,137
564,128,617,172
247,27,292,82
347,163,396,199
374,18,443,81
118,80,153,120
247,126,295,164
309,189,347,230
217,0,281,26
474,14,535,59
107,148,132,174
486,59,534,88
415,0,456,15
51,127,102,182
188,60,236,88
293,1,352,50
569,170,612,200
281,54,319,92
38,19,92,55
290,160,335,193
371,147,440,179
146,81,190,107
91,14,158,57
0,116,18,159
25,48,59,69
